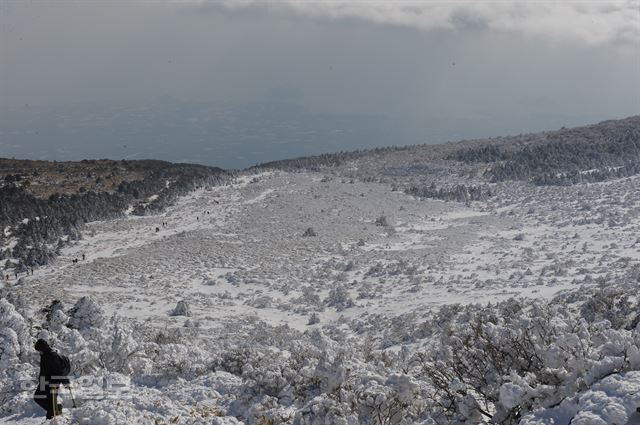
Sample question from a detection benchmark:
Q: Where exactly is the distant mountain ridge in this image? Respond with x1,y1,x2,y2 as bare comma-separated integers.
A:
255,115,640,186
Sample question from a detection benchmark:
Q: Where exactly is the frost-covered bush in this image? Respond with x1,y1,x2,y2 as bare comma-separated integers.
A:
68,296,106,331
375,215,389,227
294,286,323,310
170,300,192,317
154,342,209,379
324,286,354,311
245,296,274,309
520,371,640,425
353,374,422,424
0,298,32,363
357,284,375,300
410,289,640,424
577,286,636,329
307,313,320,325
0,298,36,413
302,227,317,237
294,397,357,425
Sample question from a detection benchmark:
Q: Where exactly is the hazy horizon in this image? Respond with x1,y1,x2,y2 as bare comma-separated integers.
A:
1,1,639,168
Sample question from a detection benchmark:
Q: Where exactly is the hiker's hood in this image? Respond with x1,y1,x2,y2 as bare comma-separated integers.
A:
34,338,52,353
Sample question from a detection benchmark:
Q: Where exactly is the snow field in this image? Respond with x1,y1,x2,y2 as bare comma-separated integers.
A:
1,170,639,424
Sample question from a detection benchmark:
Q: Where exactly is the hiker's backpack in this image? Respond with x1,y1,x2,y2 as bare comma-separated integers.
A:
51,352,71,384
58,354,71,377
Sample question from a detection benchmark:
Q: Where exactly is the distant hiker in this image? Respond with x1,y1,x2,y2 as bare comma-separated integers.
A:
197,216,199,221
33,339,70,420
82,254,85,261
31,268,34,275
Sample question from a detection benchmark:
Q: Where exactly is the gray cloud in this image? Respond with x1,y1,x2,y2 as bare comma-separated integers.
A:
182,0,640,47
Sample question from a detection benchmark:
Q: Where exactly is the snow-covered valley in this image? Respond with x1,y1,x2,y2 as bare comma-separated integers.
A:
1,168,640,424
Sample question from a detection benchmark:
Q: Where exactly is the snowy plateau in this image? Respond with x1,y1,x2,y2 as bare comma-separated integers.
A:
1,121,640,425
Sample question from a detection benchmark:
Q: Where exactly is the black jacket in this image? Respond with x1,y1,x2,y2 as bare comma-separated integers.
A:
39,349,69,385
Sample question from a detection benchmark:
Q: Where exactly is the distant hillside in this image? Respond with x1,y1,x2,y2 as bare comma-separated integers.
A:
253,115,640,188
445,115,640,185
0,159,230,270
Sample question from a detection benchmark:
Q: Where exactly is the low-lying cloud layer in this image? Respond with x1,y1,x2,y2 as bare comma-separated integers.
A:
186,0,640,46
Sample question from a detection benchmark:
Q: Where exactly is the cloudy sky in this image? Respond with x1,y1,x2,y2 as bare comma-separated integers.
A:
0,0,639,167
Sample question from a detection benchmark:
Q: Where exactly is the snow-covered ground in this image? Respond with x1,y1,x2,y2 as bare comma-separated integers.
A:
18,172,611,328
1,170,639,424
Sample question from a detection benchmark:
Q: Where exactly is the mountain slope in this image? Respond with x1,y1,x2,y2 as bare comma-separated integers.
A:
0,159,230,270
0,117,639,424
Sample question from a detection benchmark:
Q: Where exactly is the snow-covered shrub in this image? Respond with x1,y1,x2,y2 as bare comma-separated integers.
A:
324,286,354,311
520,371,640,425
101,319,147,374
302,227,317,237
0,298,37,414
354,374,421,424
0,298,31,363
307,313,320,326
314,356,347,395
43,299,66,324
203,278,217,286
578,286,636,329
357,282,378,300
294,396,358,425
246,296,274,309
375,215,389,227
68,296,106,331
154,342,209,379
293,286,323,311
410,288,640,424
170,300,192,317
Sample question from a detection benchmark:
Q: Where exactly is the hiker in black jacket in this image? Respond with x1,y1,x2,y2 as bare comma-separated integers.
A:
33,339,67,419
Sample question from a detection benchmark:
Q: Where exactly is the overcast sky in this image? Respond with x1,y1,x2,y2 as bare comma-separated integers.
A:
0,1,639,166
